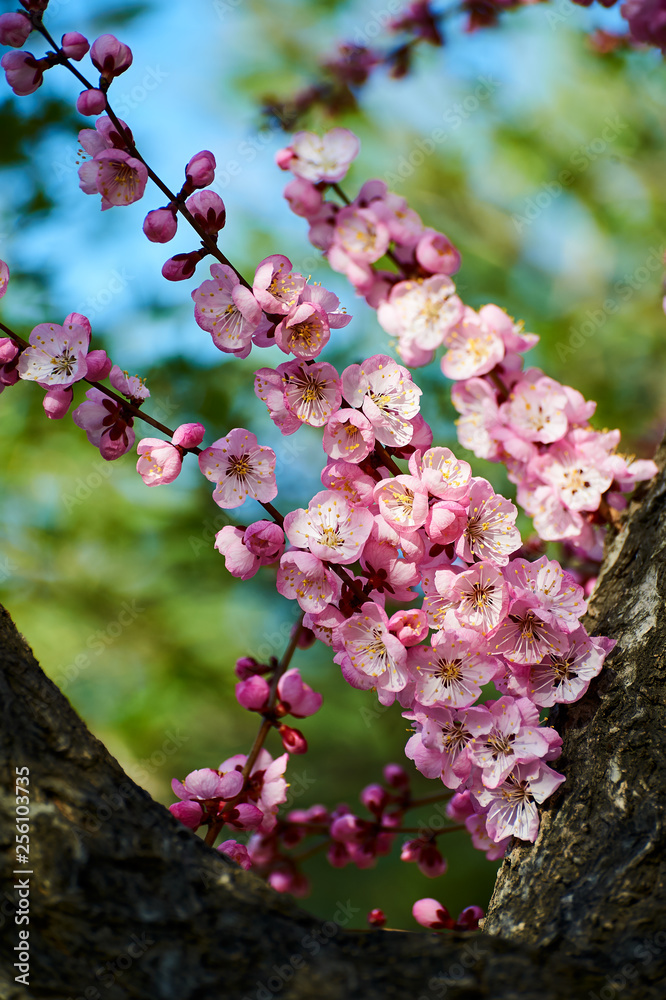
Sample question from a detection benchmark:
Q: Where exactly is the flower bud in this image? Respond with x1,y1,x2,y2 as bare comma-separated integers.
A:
454,905,484,931
161,250,203,281
76,88,106,116
278,724,308,754
91,33,133,80
0,338,18,364
0,13,31,48
85,349,113,381
185,190,226,234
185,150,216,189
172,422,205,449
383,763,410,789
367,908,386,928
412,898,455,930
61,31,89,60
42,385,73,420
143,206,178,244
360,783,388,816
235,676,270,711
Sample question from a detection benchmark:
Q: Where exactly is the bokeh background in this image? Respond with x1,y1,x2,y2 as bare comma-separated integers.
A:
1,0,665,928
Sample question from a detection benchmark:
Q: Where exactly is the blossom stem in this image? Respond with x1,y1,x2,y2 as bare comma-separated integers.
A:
488,368,510,402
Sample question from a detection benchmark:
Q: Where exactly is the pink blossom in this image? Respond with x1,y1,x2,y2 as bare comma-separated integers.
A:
343,355,422,447
323,408,374,462
185,190,226,234
284,489,373,564
479,304,539,354
331,205,390,264
298,282,351,329
278,668,322,718
507,555,586,631
456,478,521,566
415,229,460,275
468,696,550,788
222,749,289,834
274,301,330,359
198,428,277,509
472,760,565,842
172,766,243,804
277,128,360,182
77,116,133,161
192,263,263,354
451,377,503,460
510,628,613,707
76,89,107,115
72,387,135,460
1,50,44,96
409,446,471,500
303,604,347,649
0,13,31,47
530,430,616,512
90,34,133,80
214,526,261,580
321,460,377,507
143,206,178,243
338,602,410,696
433,561,509,634
136,438,182,486
412,898,454,930
374,475,429,532
254,365,303,435
109,365,149,401
276,550,337,613
377,276,463,352
360,533,421,604
218,840,252,870
18,319,90,387
441,307,505,380
500,375,568,444
84,148,148,210
405,705,492,788
410,631,501,708
491,600,568,664
253,255,305,314
185,150,216,189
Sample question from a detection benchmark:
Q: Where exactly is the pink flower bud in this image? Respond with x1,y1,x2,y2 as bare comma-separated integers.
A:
412,898,455,930
383,763,410,789
235,676,270,711
415,229,461,275
61,32,89,60
143,206,178,243
446,790,474,822
454,905,484,931
42,386,73,420
0,338,18,364
136,438,182,486
218,840,252,870
360,783,388,816
185,150,216,189
0,259,8,299
169,800,203,830
367,908,386,928
234,656,267,680
90,33,133,80
425,500,468,545
185,190,226,234
295,624,315,649
161,250,203,281
244,520,285,562
85,349,112,381
275,146,294,170
387,609,429,646
330,814,366,843
1,50,44,96
0,13,31,47
278,724,308,754
277,668,322,718
76,88,107,116
172,422,205,449
283,177,322,219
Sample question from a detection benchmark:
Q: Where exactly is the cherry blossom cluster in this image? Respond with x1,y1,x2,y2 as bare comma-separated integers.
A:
276,129,658,559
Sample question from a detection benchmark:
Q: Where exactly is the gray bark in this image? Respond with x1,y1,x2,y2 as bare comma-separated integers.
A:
1,446,665,999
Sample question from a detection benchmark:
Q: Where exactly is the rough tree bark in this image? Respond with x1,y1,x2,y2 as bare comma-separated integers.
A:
1,445,665,999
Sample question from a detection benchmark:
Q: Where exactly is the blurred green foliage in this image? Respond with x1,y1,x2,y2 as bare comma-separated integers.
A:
1,0,665,929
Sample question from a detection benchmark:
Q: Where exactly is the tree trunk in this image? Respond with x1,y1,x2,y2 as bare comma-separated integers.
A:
1,449,665,999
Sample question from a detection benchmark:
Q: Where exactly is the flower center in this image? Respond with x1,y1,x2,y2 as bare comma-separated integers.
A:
484,730,515,759
436,658,462,683
228,455,251,479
